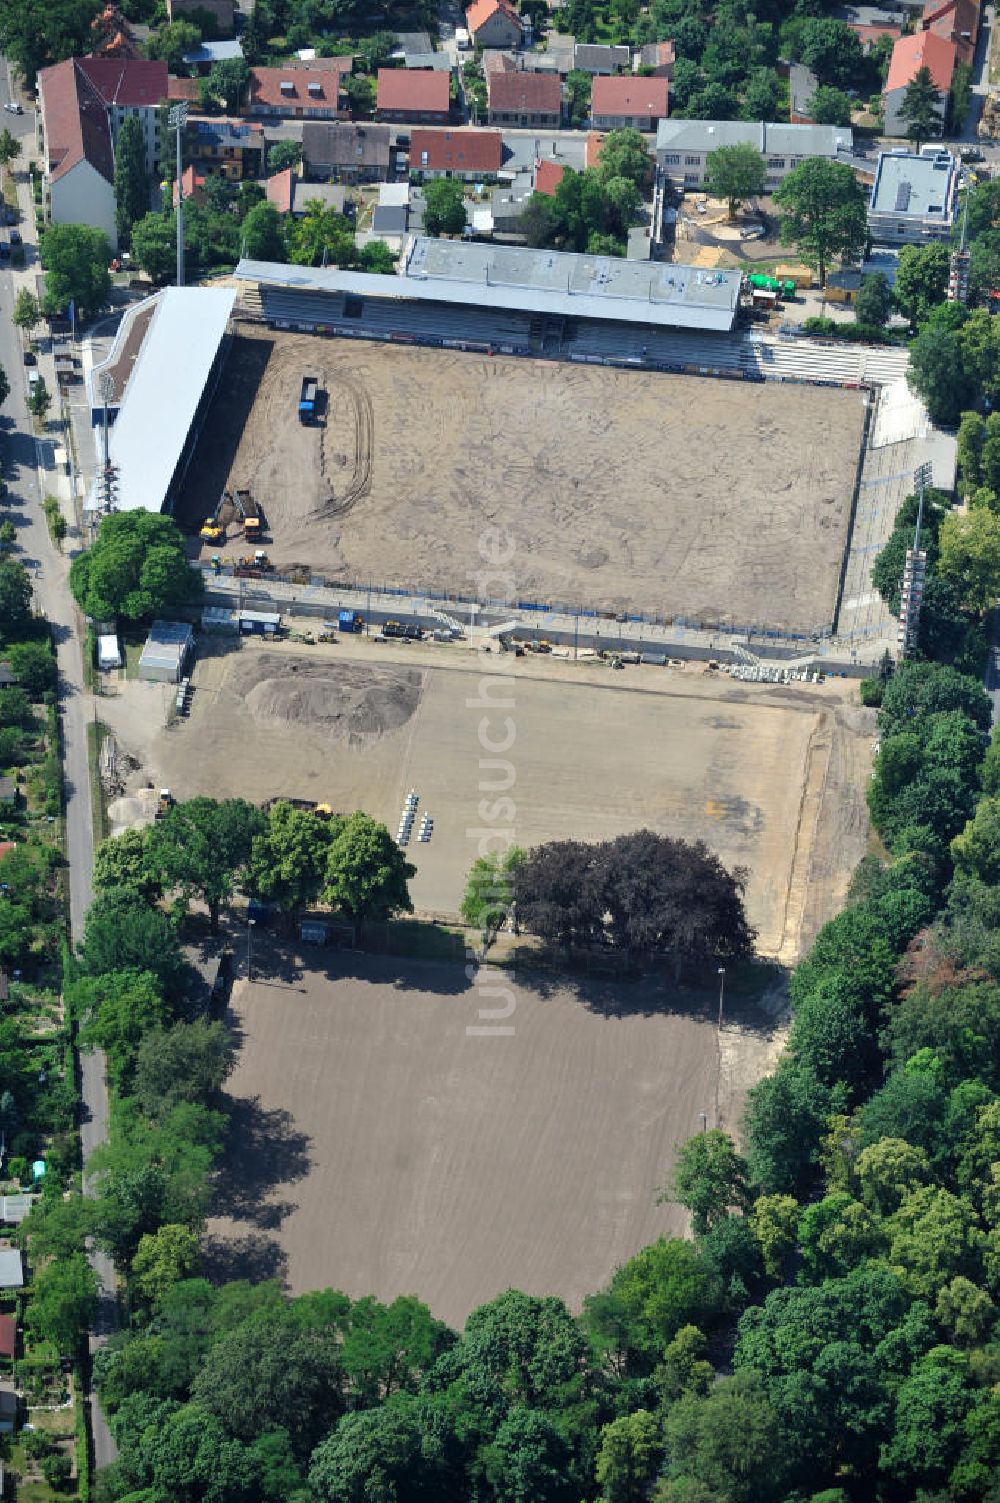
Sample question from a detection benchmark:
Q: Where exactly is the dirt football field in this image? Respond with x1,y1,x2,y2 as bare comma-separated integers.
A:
179,333,867,634
97,637,874,964
206,956,783,1325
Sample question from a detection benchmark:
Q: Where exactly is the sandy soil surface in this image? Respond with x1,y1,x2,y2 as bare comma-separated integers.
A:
177,333,866,634
93,637,874,961
206,955,783,1324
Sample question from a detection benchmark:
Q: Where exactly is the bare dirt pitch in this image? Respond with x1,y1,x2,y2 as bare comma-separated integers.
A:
95,637,875,962
206,957,783,1326
179,333,866,634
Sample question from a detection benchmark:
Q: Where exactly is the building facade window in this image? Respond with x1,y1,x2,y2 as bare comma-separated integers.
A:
684,154,700,165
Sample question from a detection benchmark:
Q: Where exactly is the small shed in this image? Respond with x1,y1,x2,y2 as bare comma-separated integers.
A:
0,1383,16,1433
0,1195,34,1226
0,1250,22,1290
300,919,329,946
238,610,281,637
0,778,17,809
139,620,194,684
97,633,122,671
0,1314,15,1360
202,606,239,634
0,664,16,688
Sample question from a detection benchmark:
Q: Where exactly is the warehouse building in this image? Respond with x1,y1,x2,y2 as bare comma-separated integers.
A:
139,620,194,683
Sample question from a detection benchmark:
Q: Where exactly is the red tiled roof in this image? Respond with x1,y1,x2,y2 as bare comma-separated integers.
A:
77,56,169,107
411,127,502,173
0,1315,14,1359
167,75,200,101
534,157,565,194
38,59,115,186
487,70,561,113
923,0,980,66
466,0,523,35
250,61,351,110
0,842,16,862
173,164,205,206
591,74,668,119
585,130,605,168
377,68,451,113
848,21,902,44
266,166,294,211
885,29,957,92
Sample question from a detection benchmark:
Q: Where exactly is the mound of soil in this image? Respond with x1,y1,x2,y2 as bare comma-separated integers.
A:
228,655,422,745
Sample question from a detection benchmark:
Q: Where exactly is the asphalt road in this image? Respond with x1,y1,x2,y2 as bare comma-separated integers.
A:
0,61,117,1472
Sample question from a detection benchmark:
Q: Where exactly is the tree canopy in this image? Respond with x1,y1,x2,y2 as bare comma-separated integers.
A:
774,158,867,286
39,222,111,318
70,511,202,622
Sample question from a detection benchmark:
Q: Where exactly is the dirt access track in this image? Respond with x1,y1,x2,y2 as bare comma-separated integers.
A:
207,956,785,1326
177,333,867,635
96,638,874,963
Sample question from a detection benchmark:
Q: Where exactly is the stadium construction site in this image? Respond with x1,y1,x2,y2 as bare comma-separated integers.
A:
167,246,948,672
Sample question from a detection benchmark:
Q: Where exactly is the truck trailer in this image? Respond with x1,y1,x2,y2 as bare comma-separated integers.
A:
299,376,318,423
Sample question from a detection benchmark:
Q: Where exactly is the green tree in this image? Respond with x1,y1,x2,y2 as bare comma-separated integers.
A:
880,1345,974,1490
665,1130,751,1236
461,847,524,937
27,1252,98,1354
744,1058,833,1195
69,510,202,622
958,410,987,493
131,1223,201,1306
749,1194,799,1279
80,891,185,995
0,0,99,85
39,222,112,318
422,178,468,238
596,1410,662,1503
959,304,1000,406
888,1185,985,1300
484,1407,574,1502
241,200,285,262
113,114,149,251
854,271,892,328
12,288,39,339
663,1371,786,1503
151,796,264,931
938,508,1000,613
0,558,33,632
774,158,867,286
207,55,250,112
878,659,991,736
585,1239,720,1374
657,1324,715,1403
322,812,415,928
6,639,55,698
856,1138,930,1216
797,1191,883,1281
75,969,167,1088
900,64,944,149
133,1020,234,1121
131,211,176,284
936,1277,996,1347
145,17,201,70
267,139,302,173
247,800,334,920
909,320,976,424
309,1397,440,1502
741,68,780,121
807,85,853,126
952,798,1000,885
27,380,51,422
93,827,162,903
799,16,867,90
704,142,766,220
595,128,650,188
286,201,356,267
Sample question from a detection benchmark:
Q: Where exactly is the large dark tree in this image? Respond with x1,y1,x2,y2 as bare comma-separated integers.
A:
513,831,755,973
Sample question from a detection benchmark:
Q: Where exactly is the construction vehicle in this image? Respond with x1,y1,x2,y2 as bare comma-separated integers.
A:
155,788,174,819
234,487,265,543
299,376,318,424
200,489,232,542
747,272,796,300
234,550,273,579
200,518,225,542
337,610,363,633
382,620,424,640
263,796,337,819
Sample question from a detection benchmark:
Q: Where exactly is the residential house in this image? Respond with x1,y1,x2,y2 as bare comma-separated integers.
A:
377,69,452,123
247,61,352,120
182,39,244,74
301,121,392,182
847,21,902,49
656,119,853,189
266,170,346,216
0,779,15,810
172,163,207,206
921,0,980,66
883,30,956,136
75,57,167,172
534,157,566,194
36,62,117,246
574,43,631,75
0,1251,22,1290
409,127,503,178
167,0,235,30
0,1384,15,1436
591,75,668,130
466,0,524,50
867,148,959,244
186,118,264,179
487,70,562,126
0,1316,14,1362
634,40,675,79
400,52,454,71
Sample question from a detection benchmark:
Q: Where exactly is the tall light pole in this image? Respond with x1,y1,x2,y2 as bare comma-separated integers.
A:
168,102,188,288
247,916,256,982
717,965,726,1033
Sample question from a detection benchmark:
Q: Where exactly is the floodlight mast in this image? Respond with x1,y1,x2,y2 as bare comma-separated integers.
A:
168,103,189,287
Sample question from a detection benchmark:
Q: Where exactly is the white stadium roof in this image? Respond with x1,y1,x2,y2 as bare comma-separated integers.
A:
237,237,743,332
87,287,235,514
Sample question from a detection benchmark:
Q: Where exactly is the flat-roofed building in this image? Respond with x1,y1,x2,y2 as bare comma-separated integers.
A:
867,148,959,243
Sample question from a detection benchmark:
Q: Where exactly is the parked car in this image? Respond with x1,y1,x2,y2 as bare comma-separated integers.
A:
3,101,22,115
22,350,35,366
